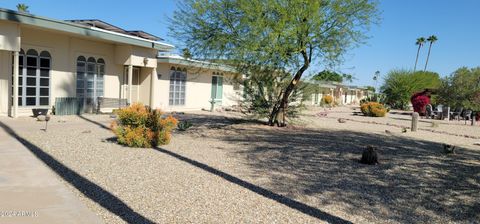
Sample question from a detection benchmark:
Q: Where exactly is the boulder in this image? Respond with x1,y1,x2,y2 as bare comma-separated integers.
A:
37,115,46,121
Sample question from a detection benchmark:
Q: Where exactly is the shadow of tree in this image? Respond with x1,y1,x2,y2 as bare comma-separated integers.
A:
211,125,480,223
174,112,262,128
0,121,155,224
153,147,352,223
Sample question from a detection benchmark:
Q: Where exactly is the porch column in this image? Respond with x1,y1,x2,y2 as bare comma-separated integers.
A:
149,67,156,108
127,64,133,104
12,51,19,118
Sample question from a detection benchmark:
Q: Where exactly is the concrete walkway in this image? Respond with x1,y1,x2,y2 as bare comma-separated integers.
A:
0,121,103,224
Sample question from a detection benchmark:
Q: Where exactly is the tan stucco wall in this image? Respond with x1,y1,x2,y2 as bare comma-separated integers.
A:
19,27,124,108
138,67,152,106
0,21,20,51
0,22,241,116
0,50,11,115
0,24,162,116
154,63,240,111
114,45,157,68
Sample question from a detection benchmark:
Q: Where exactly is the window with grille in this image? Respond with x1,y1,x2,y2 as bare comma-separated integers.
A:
169,67,187,106
76,56,105,99
13,49,51,106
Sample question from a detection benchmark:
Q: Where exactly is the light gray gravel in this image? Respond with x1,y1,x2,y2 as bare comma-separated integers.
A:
1,108,479,224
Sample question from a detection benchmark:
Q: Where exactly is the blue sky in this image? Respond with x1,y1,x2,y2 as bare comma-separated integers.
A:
2,0,480,87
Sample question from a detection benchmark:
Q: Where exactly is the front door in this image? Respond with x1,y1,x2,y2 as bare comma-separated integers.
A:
122,67,140,103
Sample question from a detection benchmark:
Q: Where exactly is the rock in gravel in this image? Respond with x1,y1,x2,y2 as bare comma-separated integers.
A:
360,145,379,165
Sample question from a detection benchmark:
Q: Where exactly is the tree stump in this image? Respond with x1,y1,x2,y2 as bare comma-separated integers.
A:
411,112,419,132
360,146,379,165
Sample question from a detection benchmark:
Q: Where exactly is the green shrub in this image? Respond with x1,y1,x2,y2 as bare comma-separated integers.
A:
177,120,193,131
360,102,388,117
111,103,178,148
381,69,441,110
437,67,480,111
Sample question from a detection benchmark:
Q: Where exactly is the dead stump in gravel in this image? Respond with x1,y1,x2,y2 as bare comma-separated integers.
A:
360,145,379,165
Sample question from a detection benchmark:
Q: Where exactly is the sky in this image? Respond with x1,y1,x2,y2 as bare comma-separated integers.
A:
2,0,480,87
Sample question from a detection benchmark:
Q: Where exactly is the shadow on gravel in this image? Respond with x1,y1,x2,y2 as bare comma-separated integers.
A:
0,121,155,224
153,147,352,224
78,115,111,130
216,126,480,223
173,113,265,129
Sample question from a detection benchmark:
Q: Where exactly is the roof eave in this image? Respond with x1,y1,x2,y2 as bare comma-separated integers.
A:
157,57,236,73
0,8,174,51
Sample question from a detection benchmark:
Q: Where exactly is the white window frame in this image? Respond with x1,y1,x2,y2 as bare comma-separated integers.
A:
14,48,51,107
168,67,187,106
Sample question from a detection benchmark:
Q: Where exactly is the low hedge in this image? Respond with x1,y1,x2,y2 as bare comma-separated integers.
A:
360,102,388,117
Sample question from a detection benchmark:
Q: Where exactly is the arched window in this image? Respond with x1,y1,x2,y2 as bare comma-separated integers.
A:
96,58,105,97
14,49,50,106
169,67,186,105
76,56,86,97
76,56,105,103
38,51,51,106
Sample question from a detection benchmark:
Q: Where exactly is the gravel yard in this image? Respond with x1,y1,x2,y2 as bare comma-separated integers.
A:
1,107,479,223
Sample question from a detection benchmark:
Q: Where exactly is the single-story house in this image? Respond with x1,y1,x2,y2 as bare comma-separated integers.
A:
308,81,370,106
0,8,240,117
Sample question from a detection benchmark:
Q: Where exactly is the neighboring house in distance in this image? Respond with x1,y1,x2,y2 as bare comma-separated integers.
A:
0,8,240,117
308,81,370,106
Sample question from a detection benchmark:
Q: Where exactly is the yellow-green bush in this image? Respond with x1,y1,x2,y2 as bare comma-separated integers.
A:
360,102,387,117
322,95,333,105
111,103,178,148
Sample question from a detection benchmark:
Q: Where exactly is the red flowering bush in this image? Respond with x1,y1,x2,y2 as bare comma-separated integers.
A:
411,91,431,115
111,103,178,147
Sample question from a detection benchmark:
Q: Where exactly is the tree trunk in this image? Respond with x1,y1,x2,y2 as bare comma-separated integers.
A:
424,43,432,71
268,55,310,126
414,45,421,72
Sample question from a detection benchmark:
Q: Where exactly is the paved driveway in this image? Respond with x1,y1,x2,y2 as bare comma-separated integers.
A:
0,120,102,224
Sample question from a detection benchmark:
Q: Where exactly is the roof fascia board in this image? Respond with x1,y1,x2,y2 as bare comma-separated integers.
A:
0,8,174,51
157,58,236,73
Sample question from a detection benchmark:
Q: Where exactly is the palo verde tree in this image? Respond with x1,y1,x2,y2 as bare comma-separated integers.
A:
170,0,379,126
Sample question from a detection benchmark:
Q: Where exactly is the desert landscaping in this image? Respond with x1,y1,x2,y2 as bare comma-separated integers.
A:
1,106,478,223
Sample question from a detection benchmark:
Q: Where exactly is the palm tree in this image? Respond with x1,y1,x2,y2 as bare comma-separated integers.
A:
424,35,438,71
414,37,425,72
16,4,29,13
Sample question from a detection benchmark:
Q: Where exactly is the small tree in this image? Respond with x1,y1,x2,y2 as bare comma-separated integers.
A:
437,67,480,111
381,69,441,110
312,70,344,82
170,0,379,126
182,48,192,59
240,67,311,124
